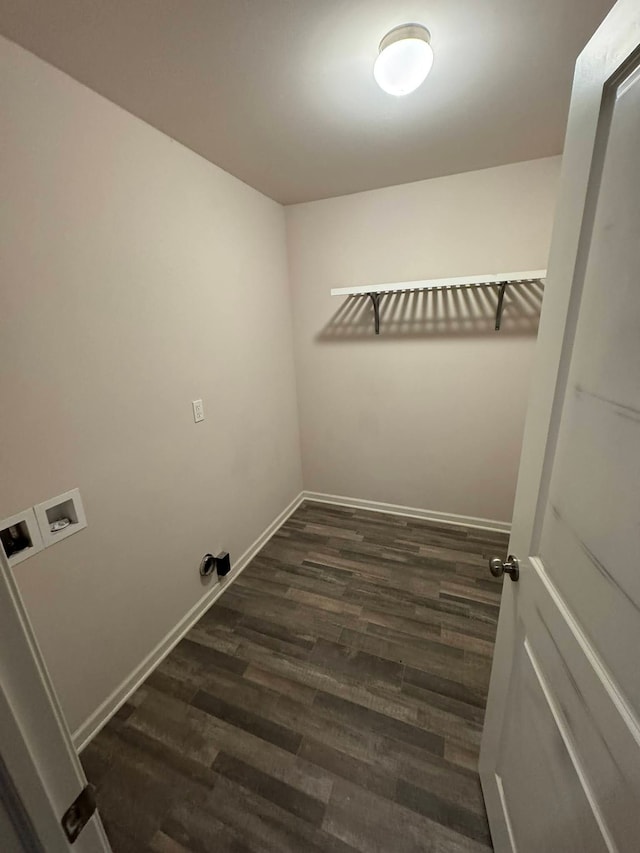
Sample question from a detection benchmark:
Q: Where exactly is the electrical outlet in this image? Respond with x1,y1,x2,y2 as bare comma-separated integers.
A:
192,399,204,423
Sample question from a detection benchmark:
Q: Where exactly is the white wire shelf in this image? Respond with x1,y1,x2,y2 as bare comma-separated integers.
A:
330,269,547,334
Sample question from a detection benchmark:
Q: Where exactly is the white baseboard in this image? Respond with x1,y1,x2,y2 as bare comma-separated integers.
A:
302,491,511,534
73,491,305,752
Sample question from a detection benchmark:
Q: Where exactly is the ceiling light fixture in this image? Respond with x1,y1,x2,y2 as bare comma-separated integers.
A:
374,23,434,96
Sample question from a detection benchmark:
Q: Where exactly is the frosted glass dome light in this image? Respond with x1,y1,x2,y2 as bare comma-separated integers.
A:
374,24,434,96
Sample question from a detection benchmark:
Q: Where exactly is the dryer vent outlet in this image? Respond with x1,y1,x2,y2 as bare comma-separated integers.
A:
199,554,216,577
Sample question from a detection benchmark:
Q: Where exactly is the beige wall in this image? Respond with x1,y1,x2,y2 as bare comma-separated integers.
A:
286,157,561,523
0,31,562,736
0,36,302,733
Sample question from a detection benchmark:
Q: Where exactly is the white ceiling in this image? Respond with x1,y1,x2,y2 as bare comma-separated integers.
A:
0,0,615,204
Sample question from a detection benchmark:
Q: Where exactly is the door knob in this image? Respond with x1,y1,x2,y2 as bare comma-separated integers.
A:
489,555,520,581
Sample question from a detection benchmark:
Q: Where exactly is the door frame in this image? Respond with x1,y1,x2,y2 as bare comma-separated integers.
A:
480,1,640,848
0,546,111,852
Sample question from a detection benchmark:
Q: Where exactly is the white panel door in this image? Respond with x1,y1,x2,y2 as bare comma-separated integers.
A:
480,2,640,851
0,545,111,851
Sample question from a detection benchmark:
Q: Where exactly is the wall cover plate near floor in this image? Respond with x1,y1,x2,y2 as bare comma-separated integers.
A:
34,488,87,548
0,507,44,567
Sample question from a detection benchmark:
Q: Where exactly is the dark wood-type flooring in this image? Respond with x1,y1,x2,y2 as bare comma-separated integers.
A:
82,501,507,853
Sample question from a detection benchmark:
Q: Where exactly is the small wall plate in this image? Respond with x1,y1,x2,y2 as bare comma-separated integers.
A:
0,507,44,567
34,488,87,548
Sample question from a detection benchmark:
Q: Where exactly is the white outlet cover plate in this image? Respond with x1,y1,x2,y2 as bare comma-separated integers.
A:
192,399,205,422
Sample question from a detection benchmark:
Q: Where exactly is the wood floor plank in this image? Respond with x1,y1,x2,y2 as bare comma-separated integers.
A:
206,774,359,853
82,500,505,852
298,737,396,799
192,689,302,754
313,691,445,757
395,778,493,845
212,751,328,826
323,778,492,853
138,688,335,805
403,665,488,709
243,662,318,705
309,637,404,686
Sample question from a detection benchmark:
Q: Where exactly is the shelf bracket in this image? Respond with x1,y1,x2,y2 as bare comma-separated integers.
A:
368,293,381,335
495,282,507,331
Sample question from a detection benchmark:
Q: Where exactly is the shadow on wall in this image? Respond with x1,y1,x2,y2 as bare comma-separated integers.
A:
317,280,545,341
